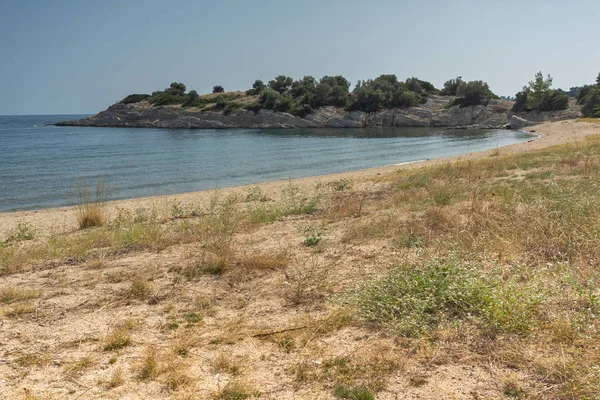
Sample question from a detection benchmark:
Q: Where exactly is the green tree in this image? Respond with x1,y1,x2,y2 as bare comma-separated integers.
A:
525,72,553,110
188,90,200,101
453,80,497,107
169,82,186,95
290,76,317,98
213,85,225,93
268,75,293,93
440,77,463,96
246,80,265,95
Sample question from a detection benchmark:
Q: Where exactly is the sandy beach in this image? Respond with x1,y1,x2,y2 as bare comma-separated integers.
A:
2,118,600,399
1,119,598,241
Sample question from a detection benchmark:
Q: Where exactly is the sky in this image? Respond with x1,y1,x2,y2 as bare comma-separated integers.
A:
0,0,599,115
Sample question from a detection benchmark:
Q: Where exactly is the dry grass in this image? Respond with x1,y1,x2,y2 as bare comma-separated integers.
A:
4,129,600,399
75,179,109,229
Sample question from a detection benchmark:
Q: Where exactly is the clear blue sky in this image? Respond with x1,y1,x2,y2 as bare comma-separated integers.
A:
1,0,599,115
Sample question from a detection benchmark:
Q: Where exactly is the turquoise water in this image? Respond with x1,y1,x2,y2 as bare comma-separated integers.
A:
0,115,535,212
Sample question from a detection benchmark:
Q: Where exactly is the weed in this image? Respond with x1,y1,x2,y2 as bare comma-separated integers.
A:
5,302,36,318
0,286,40,304
334,385,374,400
138,349,158,380
329,178,352,191
355,258,542,336
103,326,132,351
107,367,125,388
215,380,258,400
4,222,37,244
212,353,242,375
127,278,153,300
299,223,325,247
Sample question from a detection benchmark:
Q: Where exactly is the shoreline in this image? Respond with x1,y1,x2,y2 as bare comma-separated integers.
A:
1,119,598,239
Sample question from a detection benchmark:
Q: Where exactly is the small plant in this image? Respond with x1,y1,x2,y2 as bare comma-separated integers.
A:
103,326,132,351
75,179,109,229
107,367,125,388
503,381,524,398
298,223,325,247
244,186,268,202
0,286,40,304
330,178,352,191
4,222,37,244
138,349,158,380
334,385,375,400
127,279,153,300
216,380,258,400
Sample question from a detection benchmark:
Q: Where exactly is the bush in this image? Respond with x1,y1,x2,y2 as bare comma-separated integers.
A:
512,90,529,112
289,103,313,117
578,73,600,118
213,85,224,93
243,102,263,113
258,88,281,109
119,94,150,104
245,80,265,95
538,90,569,111
451,80,497,107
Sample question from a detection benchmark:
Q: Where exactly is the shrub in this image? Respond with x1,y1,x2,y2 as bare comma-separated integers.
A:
243,101,263,113
245,80,265,95
118,94,150,104
578,73,600,118
258,88,281,109
213,85,224,93
538,90,569,111
289,103,313,117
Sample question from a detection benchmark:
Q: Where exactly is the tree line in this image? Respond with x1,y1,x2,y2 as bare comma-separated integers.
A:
117,72,600,118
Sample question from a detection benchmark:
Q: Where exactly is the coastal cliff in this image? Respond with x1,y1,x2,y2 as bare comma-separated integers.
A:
57,95,581,130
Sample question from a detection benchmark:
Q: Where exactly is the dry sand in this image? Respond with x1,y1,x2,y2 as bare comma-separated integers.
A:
1,119,599,240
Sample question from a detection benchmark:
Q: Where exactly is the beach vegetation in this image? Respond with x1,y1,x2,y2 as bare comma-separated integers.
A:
118,94,150,104
578,72,600,118
512,72,569,112
450,80,498,107
75,179,109,229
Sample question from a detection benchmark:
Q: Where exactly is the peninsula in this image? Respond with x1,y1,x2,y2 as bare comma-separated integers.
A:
57,73,590,130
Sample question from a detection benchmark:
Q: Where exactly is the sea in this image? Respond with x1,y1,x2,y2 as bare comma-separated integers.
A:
0,115,536,212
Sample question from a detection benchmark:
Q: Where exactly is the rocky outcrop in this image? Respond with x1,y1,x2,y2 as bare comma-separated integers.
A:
509,115,535,130
57,95,580,130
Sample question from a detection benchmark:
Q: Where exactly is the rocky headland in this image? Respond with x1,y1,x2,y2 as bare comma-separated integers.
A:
57,95,582,130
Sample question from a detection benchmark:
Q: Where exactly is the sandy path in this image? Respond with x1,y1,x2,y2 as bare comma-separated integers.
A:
1,119,599,240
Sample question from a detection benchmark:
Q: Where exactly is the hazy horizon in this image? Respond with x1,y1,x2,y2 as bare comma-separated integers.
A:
1,0,599,115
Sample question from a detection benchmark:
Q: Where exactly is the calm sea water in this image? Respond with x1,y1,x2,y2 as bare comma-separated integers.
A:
0,115,535,212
